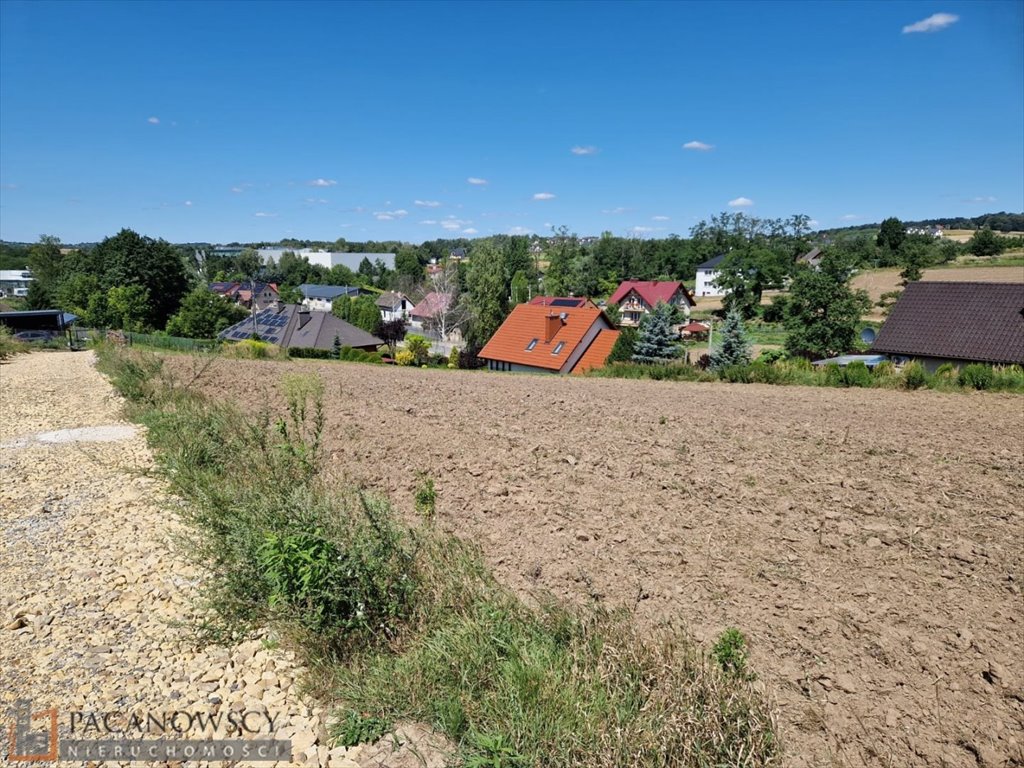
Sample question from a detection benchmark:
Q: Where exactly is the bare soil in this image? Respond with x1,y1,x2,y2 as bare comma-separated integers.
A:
166,356,1024,768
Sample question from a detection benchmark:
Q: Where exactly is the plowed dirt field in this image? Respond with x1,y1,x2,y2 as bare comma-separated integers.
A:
166,356,1024,768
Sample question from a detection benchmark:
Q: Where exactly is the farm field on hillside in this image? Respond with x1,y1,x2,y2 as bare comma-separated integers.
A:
166,357,1024,768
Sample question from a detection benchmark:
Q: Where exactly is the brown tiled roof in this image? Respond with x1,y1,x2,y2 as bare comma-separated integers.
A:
571,329,620,375
871,281,1024,365
478,304,611,371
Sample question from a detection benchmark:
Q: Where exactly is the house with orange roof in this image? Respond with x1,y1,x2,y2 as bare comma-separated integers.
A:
608,279,695,327
526,296,598,309
478,303,619,375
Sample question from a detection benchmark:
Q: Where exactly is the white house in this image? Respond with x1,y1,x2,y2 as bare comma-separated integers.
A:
694,254,726,297
298,284,360,312
0,269,34,298
375,291,414,323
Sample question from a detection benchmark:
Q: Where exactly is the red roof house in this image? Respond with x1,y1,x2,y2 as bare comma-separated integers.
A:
527,296,597,309
479,304,619,374
607,280,695,327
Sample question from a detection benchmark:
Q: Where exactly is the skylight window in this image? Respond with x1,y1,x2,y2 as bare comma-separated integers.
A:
552,341,565,355
526,338,538,351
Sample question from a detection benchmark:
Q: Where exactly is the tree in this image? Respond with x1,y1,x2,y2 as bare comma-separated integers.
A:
463,243,508,348
509,270,529,305
25,235,63,309
898,240,930,285
631,302,679,364
423,262,470,341
709,308,752,370
377,318,407,356
968,227,1004,257
783,252,871,360
403,333,431,365
165,288,248,339
106,285,151,332
607,326,637,363
876,217,906,252
91,229,190,329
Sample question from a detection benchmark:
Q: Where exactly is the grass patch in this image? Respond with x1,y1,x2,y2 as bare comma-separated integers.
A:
94,341,781,767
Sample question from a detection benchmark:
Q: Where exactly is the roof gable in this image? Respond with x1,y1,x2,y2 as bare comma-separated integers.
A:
696,254,726,271
571,329,620,375
608,280,694,308
478,304,612,371
871,281,1024,365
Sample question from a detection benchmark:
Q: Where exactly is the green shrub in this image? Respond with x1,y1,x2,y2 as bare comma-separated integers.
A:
992,364,1024,392
712,628,752,680
288,346,334,360
842,361,872,388
335,710,391,748
935,362,957,379
823,363,845,387
756,348,787,365
0,326,27,361
901,361,928,390
958,363,994,391
414,473,436,519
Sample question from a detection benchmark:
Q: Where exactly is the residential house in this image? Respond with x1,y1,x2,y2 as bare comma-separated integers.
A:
797,247,824,269
209,281,280,310
478,304,619,375
694,255,726,297
0,269,34,298
218,303,382,352
449,247,468,262
376,291,415,323
608,280,695,326
409,291,459,338
527,296,597,309
298,284,361,312
870,281,1024,370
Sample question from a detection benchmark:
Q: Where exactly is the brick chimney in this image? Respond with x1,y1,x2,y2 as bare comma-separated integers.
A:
544,312,564,342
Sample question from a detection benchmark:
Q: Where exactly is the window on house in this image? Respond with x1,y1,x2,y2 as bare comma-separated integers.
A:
526,338,538,351
552,341,565,355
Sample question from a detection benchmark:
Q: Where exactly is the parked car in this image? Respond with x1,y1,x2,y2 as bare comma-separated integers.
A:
12,330,56,342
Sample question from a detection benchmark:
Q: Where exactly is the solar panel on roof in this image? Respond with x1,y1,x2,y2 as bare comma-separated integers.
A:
550,298,581,307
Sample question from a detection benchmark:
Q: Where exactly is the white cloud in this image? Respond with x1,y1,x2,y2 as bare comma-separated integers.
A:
467,177,488,185
652,215,670,221
808,219,820,228
308,178,337,187
440,216,472,231
728,196,754,207
376,214,394,221
840,214,860,221
508,226,533,235
147,116,160,125
533,192,556,201
602,206,628,214
902,12,958,34
254,212,277,218
965,195,997,203
570,145,599,155
683,140,713,151
463,228,479,234
184,200,193,207
373,209,408,220
304,197,328,204
231,186,244,193
630,226,655,234
415,199,442,207
419,219,438,225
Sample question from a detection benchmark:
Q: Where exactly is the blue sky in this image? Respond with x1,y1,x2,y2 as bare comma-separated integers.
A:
1,0,1021,245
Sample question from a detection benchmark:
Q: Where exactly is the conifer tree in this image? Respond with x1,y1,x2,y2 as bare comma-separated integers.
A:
631,302,679,363
709,308,752,370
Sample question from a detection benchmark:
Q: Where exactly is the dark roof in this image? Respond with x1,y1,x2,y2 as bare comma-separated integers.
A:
871,282,1024,365
697,254,726,271
218,304,382,350
299,284,360,300
798,247,823,265
527,296,595,308
0,310,77,331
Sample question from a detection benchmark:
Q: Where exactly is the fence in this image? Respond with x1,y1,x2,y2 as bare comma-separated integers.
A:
74,328,220,352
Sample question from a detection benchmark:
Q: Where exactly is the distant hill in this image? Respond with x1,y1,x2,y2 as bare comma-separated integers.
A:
821,211,1024,237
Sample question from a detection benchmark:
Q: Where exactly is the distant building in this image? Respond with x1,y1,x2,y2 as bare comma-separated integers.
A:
797,247,824,269
479,304,619,375
258,248,396,272
298,284,361,312
0,269,33,298
608,280,695,326
209,281,280,311
527,296,597,309
376,291,415,322
218,303,382,352
694,255,726,297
